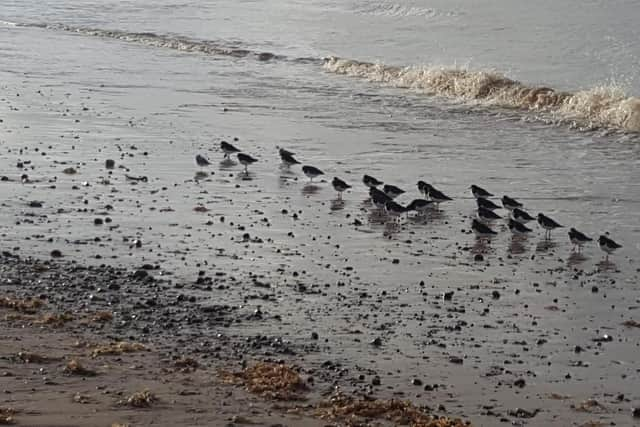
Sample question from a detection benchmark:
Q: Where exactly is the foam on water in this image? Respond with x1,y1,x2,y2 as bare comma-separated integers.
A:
323,57,640,132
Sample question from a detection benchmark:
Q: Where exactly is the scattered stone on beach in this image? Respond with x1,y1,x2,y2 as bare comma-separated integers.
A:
120,389,157,408
0,408,17,425
50,249,63,258
63,167,77,175
622,320,640,328
63,359,97,377
105,159,115,169
0,297,44,314
90,342,147,358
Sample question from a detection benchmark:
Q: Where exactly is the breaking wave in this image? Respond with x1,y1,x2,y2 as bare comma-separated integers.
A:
323,57,640,132
3,20,639,133
351,1,460,19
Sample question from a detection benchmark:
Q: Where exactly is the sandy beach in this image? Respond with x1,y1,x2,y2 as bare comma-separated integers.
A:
2,3,640,425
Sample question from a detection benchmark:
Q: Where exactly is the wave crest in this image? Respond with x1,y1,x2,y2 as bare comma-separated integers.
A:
323,57,640,132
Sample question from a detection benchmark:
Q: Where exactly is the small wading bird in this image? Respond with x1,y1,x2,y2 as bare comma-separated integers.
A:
472,219,497,240
383,184,405,199
220,141,241,158
477,207,502,222
363,174,383,188
332,177,351,199
508,218,532,236
370,187,392,209
237,153,257,173
502,195,523,211
477,197,501,211
598,235,621,261
195,154,210,167
470,184,493,199
512,208,534,224
279,148,300,167
426,187,452,210
302,165,324,182
537,213,563,239
568,228,592,253
406,199,433,215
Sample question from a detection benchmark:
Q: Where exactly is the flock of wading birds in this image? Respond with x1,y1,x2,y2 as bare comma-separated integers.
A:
194,141,623,263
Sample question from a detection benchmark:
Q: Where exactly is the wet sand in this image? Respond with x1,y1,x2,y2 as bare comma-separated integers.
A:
1,78,640,427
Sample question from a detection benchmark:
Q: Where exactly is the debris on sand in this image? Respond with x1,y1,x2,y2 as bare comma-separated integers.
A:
90,311,114,322
111,424,130,427
36,312,74,327
173,356,199,372
73,392,92,404
221,361,308,400
0,408,17,425
64,359,97,376
13,351,57,364
622,319,640,328
120,389,157,408
572,399,608,413
315,392,470,427
90,341,147,358
0,296,44,314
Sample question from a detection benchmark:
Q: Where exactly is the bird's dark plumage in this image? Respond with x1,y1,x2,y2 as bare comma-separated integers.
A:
370,187,392,208
472,219,497,236
280,150,300,165
363,175,383,188
470,184,493,199
512,208,534,223
406,199,433,212
477,197,501,211
569,228,592,252
383,184,405,199
195,154,211,167
477,207,502,220
502,195,523,210
220,141,241,157
332,177,351,192
302,165,324,181
508,219,532,234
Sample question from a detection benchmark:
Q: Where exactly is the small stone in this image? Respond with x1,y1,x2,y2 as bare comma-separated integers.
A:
371,376,381,386
311,332,319,340
105,159,115,169
411,378,423,386
632,407,640,418
514,378,526,388
370,337,382,347
492,290,500,299
28,201,43,208
50,250,63,258
63,167,77,175
449,356,463,364
443,291,454,301
591,286,598,293
474,254,484,262
94,218,104,225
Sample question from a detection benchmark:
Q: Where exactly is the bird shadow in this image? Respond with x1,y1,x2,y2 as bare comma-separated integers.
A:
236,171,255,181
219,158,237,170
508,236,528,255
330,199,345,211
535,239,557,253
596,259,618,271
471,237,493,254
567,251,588,267
302,184,321,195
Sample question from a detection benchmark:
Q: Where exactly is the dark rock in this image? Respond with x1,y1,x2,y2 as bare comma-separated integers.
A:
50,250,63,258
105,159,115,169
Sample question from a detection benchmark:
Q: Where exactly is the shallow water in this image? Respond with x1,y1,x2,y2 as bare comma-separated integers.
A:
1,1,640,425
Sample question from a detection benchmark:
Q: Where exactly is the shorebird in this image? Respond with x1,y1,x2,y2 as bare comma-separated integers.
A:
426,187,452,209
537,213,563,239
477,197,501,211
568,228,592,252
279,149,300,167
512,208,535,224
370,187,392,209
406,199,433,215
220,141,241,158
384,200,407,223
383,184,405,199
363,175,383,188
598,235,622,261
332,177,351,199
195,154,211,167
302,165,324,182
470,184,493,199
472,219,497,240
508,218,533,236
502,195,523,211
237,153,257,172
477,207,502,222
417,181,435,198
